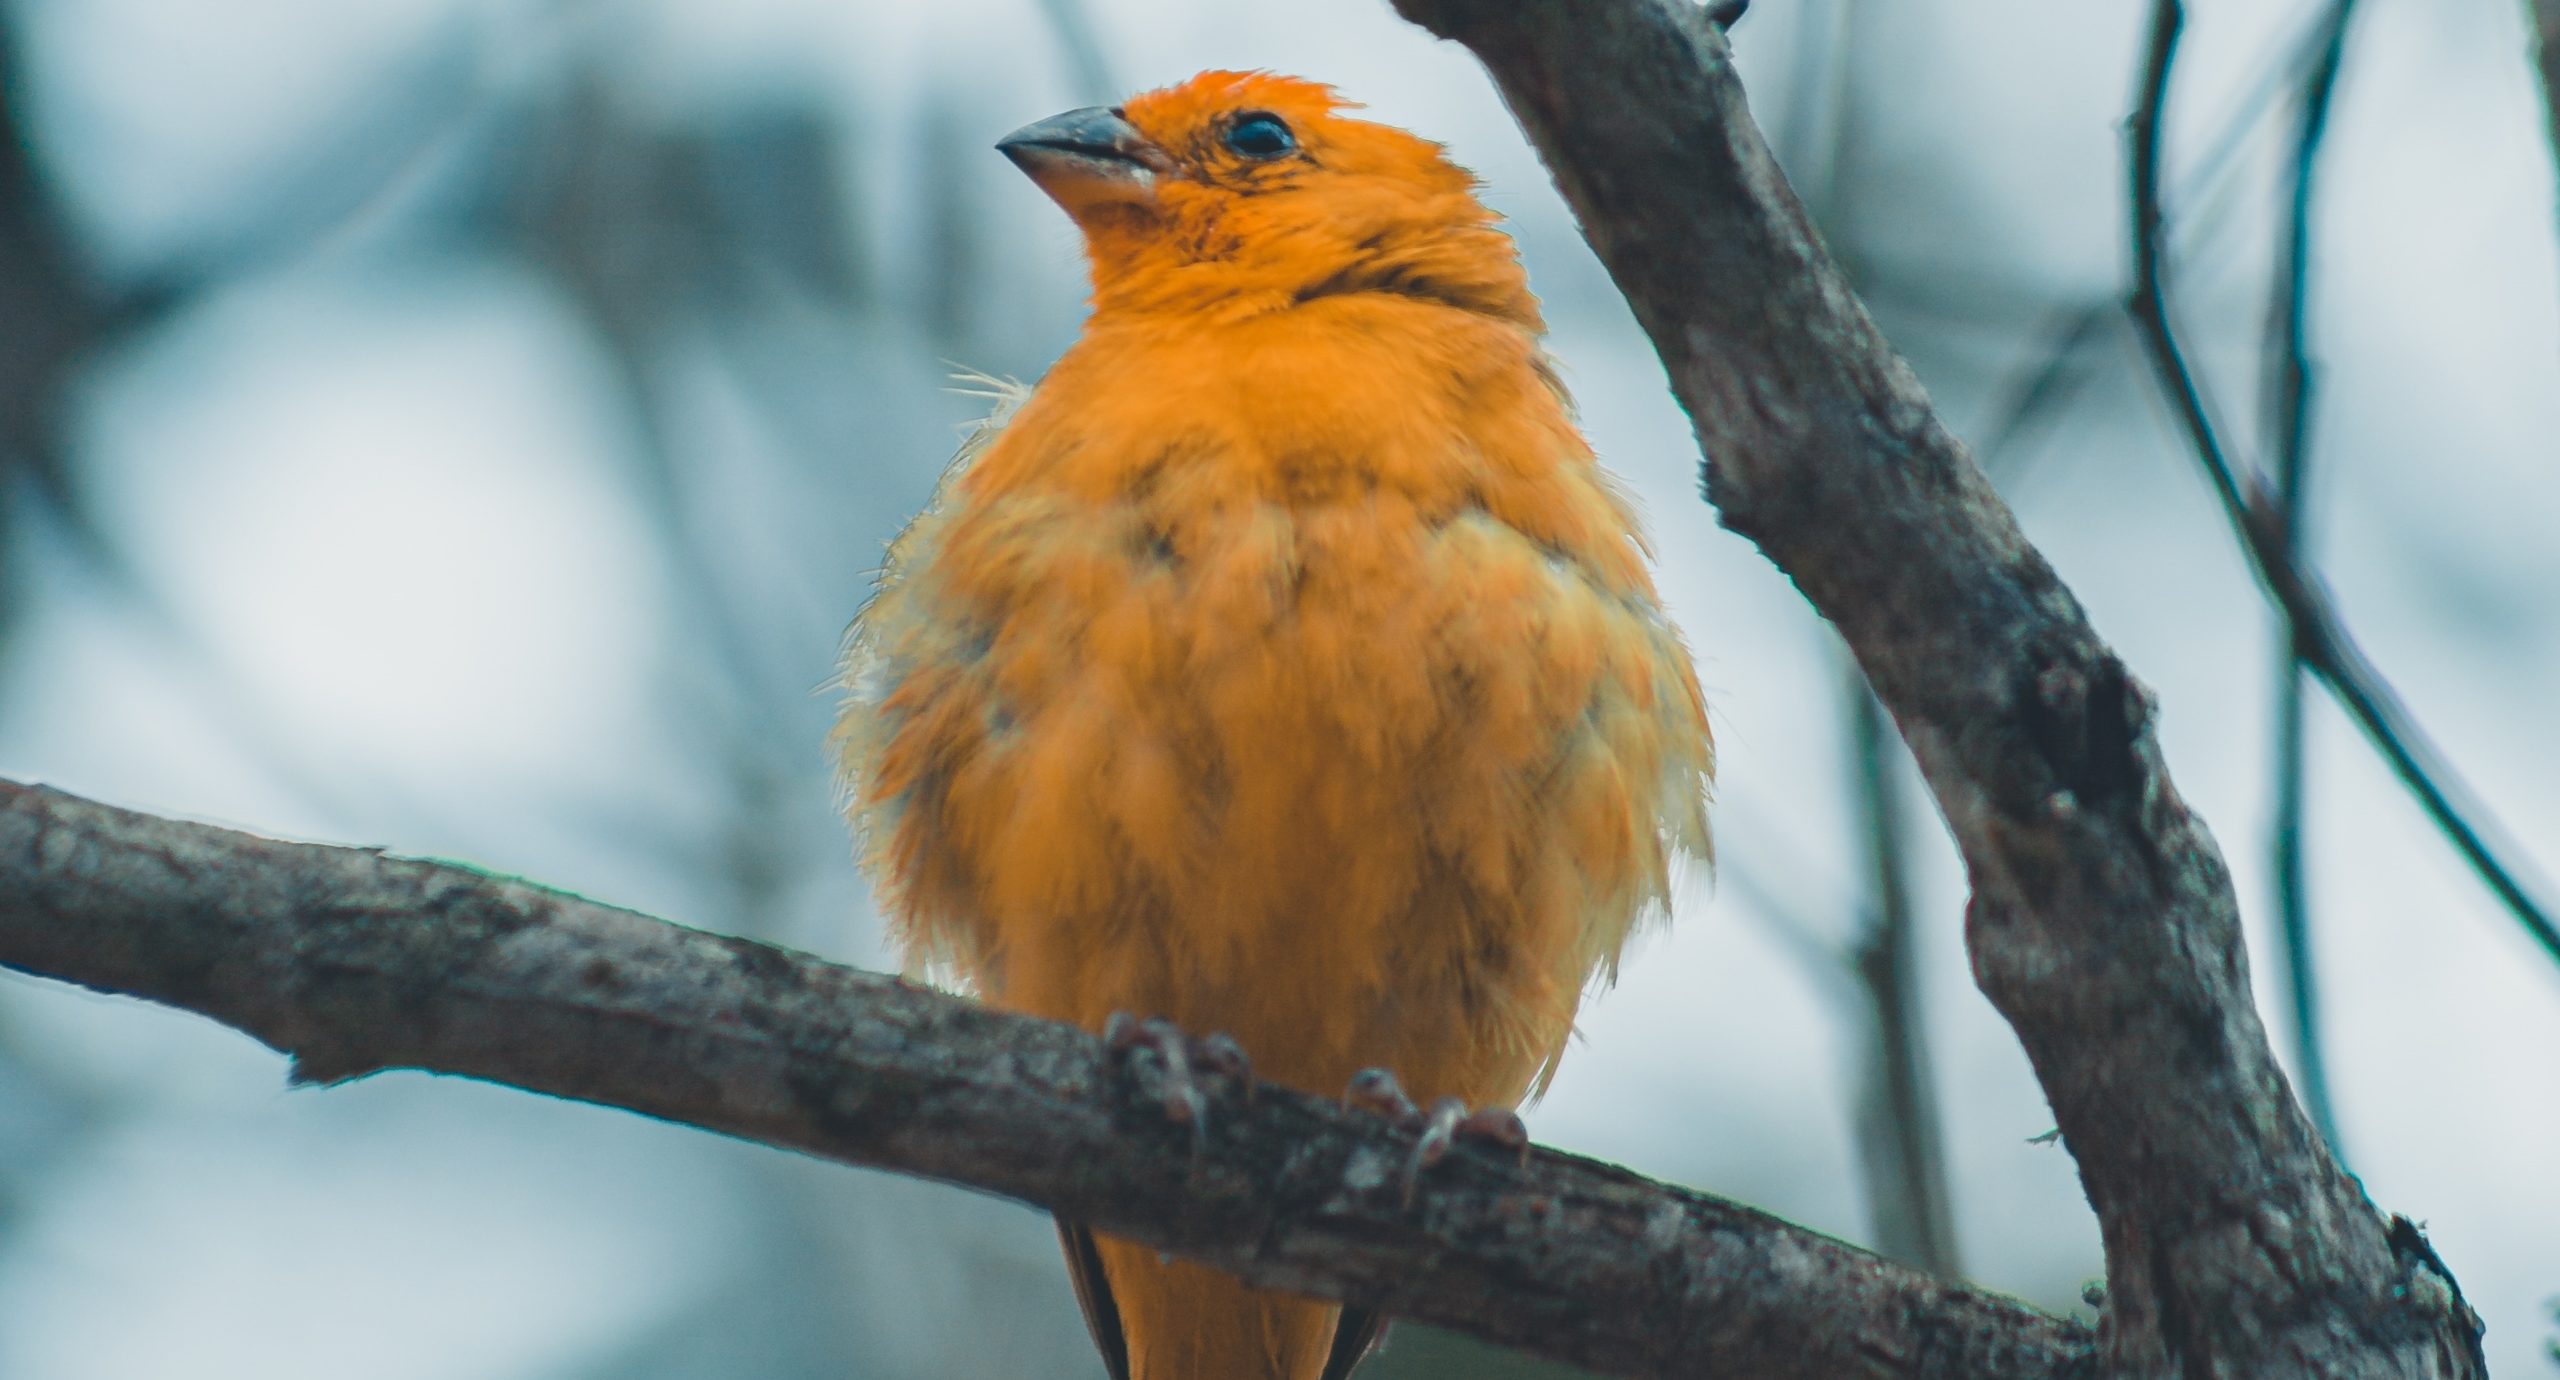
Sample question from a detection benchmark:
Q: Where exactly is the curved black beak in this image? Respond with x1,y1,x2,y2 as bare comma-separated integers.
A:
997,107,1167,214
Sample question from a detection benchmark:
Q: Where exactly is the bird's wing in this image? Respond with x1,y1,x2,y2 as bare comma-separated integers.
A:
1318,1307,1389,1380
834,373,1033,989
1055,1220,1132,1380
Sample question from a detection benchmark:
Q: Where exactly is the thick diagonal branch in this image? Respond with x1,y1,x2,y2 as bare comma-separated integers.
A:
0,778,2085,1380
1384,1,2482,1375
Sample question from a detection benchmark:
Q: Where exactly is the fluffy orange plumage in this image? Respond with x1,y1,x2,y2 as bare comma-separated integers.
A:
836,71,1712,1380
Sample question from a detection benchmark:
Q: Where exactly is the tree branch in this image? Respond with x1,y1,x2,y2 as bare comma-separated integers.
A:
2258,0,2360,1164
0,777,2088,1380
1384,0,2484,1373
1847,678,1961,1278
1976,2,2346,474
2126,0,2560,970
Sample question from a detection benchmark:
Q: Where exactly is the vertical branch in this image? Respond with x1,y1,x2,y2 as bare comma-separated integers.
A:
2530,0,2560,217
0,14,504,832
0,19,112,627
2127,3,2253,521
2128,0,2560,971
504,73,836,941
1972,5,2356,475
1845,675,1961,1276
2260,0,2360,1162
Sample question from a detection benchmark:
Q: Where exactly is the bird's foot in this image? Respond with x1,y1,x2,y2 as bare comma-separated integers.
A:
1103,1014,1257,1154
1196,1031,1255,1106
1453,1103,1532,1166
1342,1067,1421,1126
1405,1099,1533,1206
1343,1071,1531,1207
1104,1012,1209,1154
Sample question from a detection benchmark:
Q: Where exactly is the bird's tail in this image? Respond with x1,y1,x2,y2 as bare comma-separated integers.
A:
1060,1223,1383,1380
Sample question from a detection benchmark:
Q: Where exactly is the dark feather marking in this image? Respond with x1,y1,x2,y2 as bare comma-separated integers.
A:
1056,1219,1132,1380
1320,1307,1390,1380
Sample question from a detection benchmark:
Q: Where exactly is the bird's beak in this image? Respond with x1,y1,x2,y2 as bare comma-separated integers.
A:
997,107,1169,216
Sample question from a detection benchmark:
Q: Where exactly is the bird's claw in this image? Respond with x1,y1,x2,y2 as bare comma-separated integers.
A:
1103,1009,1144,1052
1197,1031,1255,1106
1342,1071,1532,1206
1399,1098,1533,1208
1103,1011,1211,1156
1402,1097,1467,1206
1456,1106,1532,1167
1342,1067,1421,1126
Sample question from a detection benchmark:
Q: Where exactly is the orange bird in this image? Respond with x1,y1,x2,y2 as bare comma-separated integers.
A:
835,71,1713,1380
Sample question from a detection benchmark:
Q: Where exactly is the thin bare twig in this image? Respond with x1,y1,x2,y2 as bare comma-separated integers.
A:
0,20,479,832
1715,853,1862,1002
2260,0,2361,1163
1847,679,1961,1277
1718,794,1961,1278
0,778,2093,1380
2127,0,2560,971
1973,5,2359,472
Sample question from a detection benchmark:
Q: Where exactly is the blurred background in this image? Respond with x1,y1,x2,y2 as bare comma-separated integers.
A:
1,0,2555,1375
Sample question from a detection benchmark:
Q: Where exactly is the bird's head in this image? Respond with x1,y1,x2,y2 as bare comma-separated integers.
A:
997,71,1541,327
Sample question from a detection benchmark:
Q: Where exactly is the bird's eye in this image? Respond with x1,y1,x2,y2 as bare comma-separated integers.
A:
1222,112,1296,160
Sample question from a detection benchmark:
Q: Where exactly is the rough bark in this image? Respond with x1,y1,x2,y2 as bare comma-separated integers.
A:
0,778,2090,1380
1381,1,2485,1376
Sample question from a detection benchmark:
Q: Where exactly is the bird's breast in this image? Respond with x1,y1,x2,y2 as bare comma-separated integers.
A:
849,319,1707,1100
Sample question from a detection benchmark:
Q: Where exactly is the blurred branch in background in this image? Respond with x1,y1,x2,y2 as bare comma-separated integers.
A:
1789,5,2386,1256
0,24,99,588
1845,681,1959,1278
1716,852,1861,1008
504,68,835,935
0,778,2098,1380
2257,0,2359,1164
2128,0,2560,975
0,26,108,658
1821,0,2351,1263
0,13,481,508
2531,0,2560,221
0,18,491,827
1971,5,2349,471
1715,770,1961,1282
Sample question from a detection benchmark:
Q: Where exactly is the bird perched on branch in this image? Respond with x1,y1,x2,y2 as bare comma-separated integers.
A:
835,70,1712,1380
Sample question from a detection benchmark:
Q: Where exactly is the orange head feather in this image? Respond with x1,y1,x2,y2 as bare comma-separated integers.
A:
997,70,1542,326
